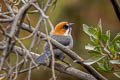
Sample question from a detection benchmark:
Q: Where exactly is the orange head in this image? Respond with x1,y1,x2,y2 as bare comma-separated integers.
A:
53,21,74,35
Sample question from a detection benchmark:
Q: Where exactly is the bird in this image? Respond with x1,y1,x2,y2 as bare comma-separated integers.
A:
35,21,73,66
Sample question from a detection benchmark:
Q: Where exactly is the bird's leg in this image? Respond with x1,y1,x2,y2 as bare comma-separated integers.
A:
61,60,72,67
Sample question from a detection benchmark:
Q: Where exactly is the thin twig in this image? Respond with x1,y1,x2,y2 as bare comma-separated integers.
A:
44,19,56,80
32,3,54,35
3,0,15,17
0,13,12,19
0,0,36,71
28,1,49,51
28,0,52,52
0,18,13,23
19,33,33,40
15,37,37,66
13,50,19,80
27,62,33,80
0,11,13,15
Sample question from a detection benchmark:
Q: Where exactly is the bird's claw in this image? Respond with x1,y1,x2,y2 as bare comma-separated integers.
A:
73,60,79,63
67,63,72,67
64,63,72,70
61,60,72,67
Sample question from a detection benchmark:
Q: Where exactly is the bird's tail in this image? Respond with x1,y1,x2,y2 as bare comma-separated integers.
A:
35,53,50,65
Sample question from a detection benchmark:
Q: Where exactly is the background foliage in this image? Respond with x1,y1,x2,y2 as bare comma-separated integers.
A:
0,0,120,80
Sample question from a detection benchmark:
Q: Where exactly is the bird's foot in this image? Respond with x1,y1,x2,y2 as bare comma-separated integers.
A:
64,63,72,70
66,63,72,67
73,60,79,63
61,60,72,69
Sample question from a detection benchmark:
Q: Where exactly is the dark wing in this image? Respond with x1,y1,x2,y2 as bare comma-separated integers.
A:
43,35,73,53
35,35,73,64
51,35,71,46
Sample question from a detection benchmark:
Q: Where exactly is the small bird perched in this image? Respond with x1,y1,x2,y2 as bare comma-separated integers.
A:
35,21,73,65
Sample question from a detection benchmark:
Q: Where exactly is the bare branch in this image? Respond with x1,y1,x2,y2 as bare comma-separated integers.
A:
0,0,108,80
0,45,97,80
110,0,120,21
21,23,107,80
0,18,13,23
0,0,37,70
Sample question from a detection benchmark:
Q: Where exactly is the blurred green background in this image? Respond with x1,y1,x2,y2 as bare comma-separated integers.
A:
1,0,120,80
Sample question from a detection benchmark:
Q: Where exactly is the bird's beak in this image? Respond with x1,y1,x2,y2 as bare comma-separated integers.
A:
67,23,74,27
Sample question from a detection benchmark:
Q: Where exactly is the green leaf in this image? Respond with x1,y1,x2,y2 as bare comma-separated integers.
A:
112,32,120,43
97,58,113,71
109,44,115,54
84,55,105,65
114,72,120,78
103,35,108,41
97,19,102,38
110,60,120,64
83,24,99,44
88,50,100,54
116,41,120,49
83,24,89,35
85,44,95,50
106,30,110,40
83,24,97,37
97,62,107,71
103,57,113,71
103,30,110,41
104,31,110,47
90,36,98,44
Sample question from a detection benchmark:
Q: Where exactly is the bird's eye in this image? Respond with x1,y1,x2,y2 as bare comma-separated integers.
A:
63,25,69,29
